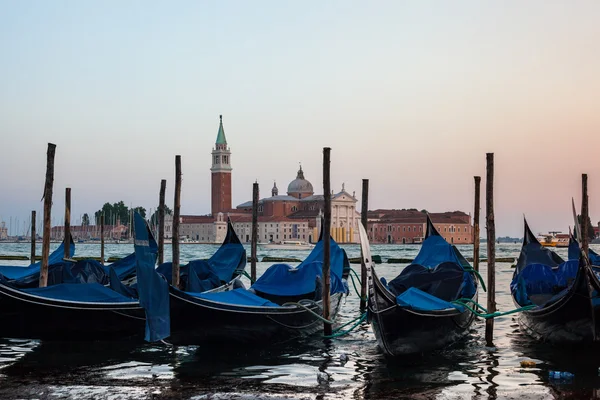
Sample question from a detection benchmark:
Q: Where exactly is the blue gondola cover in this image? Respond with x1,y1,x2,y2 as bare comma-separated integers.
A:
396,287,464,312
133,213,170,342
187,288,280,307
23,282,136,303
0,239,75,280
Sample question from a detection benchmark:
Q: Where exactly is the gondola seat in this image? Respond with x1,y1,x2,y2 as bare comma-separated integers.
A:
513,260,579,306
387,262,466,302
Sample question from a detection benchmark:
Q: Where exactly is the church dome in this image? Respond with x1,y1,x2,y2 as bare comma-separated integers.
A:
287,165,314,197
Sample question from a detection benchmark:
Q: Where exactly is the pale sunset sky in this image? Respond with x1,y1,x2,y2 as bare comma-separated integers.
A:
1,1,599,237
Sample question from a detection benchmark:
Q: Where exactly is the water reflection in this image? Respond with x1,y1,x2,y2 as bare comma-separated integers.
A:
1,243,600,398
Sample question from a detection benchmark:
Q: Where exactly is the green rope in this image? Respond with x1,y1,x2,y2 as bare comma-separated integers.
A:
463,267,487,292
240,270,256,284
282,301,335,325
348,270,366,301
451,298,535,319
349,267,362,283
324,312,368,339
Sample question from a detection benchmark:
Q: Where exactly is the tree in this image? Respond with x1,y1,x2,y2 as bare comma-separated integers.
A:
82,213,90,226
133,206,147,218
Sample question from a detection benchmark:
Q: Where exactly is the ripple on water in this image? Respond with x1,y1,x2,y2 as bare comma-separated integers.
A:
0,243,600,399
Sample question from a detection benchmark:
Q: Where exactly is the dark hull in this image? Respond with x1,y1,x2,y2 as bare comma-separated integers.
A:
168,288,345,344
368,269,476,356
513,262,595,343
0,283,145,341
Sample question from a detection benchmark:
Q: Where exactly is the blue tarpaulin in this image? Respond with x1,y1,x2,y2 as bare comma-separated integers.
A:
396,287,464,312
389,216,476,308
568,236,600,266
187,288,280,307
511,260,579,306
0,239,75,280
250,236,348,297
133,213,170,342
23,283,136,303
156,220,246,290
251,261,346,297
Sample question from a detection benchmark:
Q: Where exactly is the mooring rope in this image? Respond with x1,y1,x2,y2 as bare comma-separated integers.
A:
451,298,535,319
240,270,256,284
463,267,487,292
324,312,368,339
348,268,366,301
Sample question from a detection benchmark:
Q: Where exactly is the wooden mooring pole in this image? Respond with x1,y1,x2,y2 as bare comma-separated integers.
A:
158,179,166,265
360,179,369,312
64,188,71,259
100,214,105,265
582,173,589,258
39,143,56,288
172,155,182,289
30,210,36,263
251,182,259,282
322,147,332,336
485,153,496,347
473,176,481,272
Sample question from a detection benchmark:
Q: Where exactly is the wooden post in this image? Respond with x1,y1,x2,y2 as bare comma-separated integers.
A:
473,176,481,272
158,179,166,265
64,188,71,259
322,147,332,336
485,153,496,347
251,182,259,282
360,179,369,312
30,210,36,263
172,155,182,288
100,214,105,265
582,173,589,258
39,143,56,288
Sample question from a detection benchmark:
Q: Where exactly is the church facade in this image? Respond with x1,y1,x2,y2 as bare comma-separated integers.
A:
179,116,361,244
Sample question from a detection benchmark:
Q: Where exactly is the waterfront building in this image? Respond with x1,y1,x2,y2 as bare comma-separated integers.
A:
178,116,361,243
367,209,473,244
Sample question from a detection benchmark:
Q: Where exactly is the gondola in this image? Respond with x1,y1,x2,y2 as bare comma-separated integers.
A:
0,238,75,285
166,228,350,345
0,214,168,342
359,216,478,356
0,233,155,289
510,218,597,342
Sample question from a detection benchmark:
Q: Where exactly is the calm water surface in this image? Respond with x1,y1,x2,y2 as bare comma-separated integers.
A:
1,242,600,399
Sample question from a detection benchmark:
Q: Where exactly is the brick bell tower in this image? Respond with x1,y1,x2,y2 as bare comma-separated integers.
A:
211,115,232,216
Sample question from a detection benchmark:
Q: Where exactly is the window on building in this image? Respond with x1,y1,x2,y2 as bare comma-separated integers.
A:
444,227,447,232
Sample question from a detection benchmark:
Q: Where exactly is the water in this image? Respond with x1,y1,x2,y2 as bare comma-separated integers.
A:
1,242,600,399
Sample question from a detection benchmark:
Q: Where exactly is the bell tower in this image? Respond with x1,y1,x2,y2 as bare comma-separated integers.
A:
211,115,232,216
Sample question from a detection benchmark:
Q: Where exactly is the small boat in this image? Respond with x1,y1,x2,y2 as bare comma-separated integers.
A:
360,215,478,356
511,218,597,343
166,228,349,344
259,240,315,251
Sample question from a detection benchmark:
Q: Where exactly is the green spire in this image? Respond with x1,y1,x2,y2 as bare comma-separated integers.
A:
216,115,227,145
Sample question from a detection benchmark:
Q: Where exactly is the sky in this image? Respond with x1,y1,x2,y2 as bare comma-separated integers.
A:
1,0,600,237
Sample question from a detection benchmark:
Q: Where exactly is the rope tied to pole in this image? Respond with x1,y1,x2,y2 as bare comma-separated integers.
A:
451,298,535,319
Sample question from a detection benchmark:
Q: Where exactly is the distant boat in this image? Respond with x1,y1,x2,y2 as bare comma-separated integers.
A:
259,240,315,251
